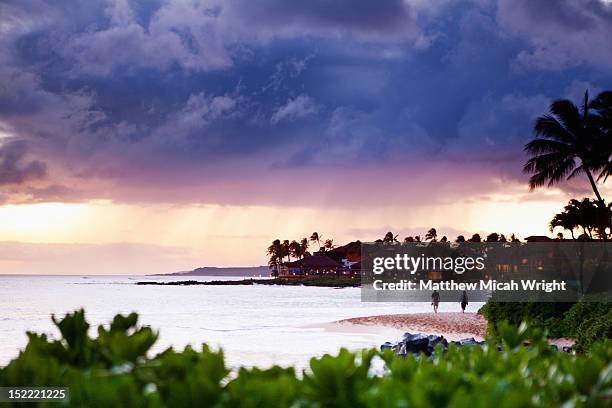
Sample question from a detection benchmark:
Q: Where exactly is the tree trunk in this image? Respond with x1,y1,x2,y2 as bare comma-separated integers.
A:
585,168,605,205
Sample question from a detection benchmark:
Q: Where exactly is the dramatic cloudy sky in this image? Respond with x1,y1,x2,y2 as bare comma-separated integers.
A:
1,0,611,273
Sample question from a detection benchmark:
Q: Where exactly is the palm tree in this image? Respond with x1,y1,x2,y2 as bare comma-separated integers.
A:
440,236,448,243
289,240,303,260
552,198,611,240
382,231,398,244
323,239,335,251
309,232,322,250
266,239,283,277
524,91,607,205
455,235,466,243
299,238,309,256
282,240,291,262
425,228,437,242
403,236,414,243
590,91,612,182
549,209,579,239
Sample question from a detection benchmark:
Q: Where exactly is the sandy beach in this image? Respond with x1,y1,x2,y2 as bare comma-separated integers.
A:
331,312,486,340
322,312,574,347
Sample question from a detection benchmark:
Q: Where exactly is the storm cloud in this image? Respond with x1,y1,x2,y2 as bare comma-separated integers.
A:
0,0,611,205
0,141,46,185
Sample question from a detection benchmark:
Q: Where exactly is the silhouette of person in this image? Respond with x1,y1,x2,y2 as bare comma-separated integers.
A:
431,290,440,313
460,290,468,313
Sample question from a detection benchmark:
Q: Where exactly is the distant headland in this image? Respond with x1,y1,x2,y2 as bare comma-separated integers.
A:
152,266,269,277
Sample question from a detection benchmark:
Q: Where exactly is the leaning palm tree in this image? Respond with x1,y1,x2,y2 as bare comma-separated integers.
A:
590,91,612,182
524,91,606,205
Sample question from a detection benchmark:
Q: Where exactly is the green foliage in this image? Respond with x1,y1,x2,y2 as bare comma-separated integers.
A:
479,302,573,337
576,309,612,352
1,310,611,407
479,301,612,352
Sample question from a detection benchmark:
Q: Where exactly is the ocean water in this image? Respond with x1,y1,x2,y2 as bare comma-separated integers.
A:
0,275,483,370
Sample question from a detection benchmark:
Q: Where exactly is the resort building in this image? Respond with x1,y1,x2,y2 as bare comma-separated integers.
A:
281,255,345,276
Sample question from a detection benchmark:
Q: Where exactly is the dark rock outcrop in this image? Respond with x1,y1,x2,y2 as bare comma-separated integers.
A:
382,332,483,358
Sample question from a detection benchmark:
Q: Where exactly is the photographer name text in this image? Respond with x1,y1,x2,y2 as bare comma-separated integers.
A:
372,279,567,293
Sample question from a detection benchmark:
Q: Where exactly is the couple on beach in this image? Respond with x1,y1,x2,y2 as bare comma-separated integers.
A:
431,290,468,313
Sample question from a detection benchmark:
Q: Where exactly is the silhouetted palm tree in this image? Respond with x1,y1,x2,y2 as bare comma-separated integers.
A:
425,228,437,242
266,239,283,277
404,236,414,243
524,91,607,204
309,232,322,250
383,231,398,243
289,240,303,260
299,238,309,256
282,240,291,262
455,235,466,243
551,198,611,240
323,239,335,251
590,91,612,181
550,208,579,239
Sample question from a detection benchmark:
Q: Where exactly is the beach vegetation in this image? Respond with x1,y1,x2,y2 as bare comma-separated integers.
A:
1,311,611,407
480,301,612,351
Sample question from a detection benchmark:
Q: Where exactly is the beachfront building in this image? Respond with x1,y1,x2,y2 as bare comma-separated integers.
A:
281,255,344,276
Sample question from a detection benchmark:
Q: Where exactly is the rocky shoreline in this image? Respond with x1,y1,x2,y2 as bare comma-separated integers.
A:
381,332,485,358
137,276,359,287
381,332,572,359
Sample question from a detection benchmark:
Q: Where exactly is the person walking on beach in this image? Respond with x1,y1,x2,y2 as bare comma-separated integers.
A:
431,290,440,313
460,290,468,313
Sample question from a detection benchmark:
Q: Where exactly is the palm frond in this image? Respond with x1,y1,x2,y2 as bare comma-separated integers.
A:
533,116,575,143
526,155,576,190
523,138,571,155
549,99,582,133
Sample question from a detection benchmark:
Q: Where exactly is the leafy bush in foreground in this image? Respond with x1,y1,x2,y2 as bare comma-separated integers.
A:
1,310,611,407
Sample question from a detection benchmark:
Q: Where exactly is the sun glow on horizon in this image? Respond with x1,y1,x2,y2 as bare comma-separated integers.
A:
0,188,579,274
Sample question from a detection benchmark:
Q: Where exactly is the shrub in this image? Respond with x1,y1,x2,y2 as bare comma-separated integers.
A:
564,302,610,336
478,302,572,337
479,301,612,344
575,309,612,352
1,310,611,407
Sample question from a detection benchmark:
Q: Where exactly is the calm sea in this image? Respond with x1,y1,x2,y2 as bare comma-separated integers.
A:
0,275,482,370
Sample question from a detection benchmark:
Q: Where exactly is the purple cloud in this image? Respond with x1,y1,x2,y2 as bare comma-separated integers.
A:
0,140,46,185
